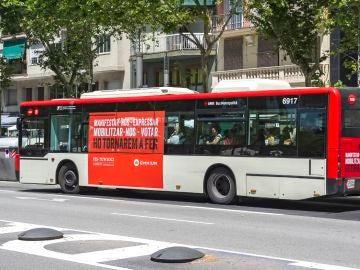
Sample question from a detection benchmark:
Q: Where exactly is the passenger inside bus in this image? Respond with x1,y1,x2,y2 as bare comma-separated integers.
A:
281,127,293,145
223,130,233,145
167,122,184,144
251,128,266,154
264,129,277,146
206,123,222,145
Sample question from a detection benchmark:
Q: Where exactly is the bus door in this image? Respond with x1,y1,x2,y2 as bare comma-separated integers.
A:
19,117,50,184
298,109,326,176
50,114,82,153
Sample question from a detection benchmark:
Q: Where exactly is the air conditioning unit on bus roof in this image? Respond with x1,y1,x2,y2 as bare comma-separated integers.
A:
212,79,291,93
80,87,198,99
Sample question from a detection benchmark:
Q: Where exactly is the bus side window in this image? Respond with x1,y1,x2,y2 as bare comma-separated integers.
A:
164,113,194,154
298,110,326,157
81,122,89,152
70,115,82,153
247,109,297,157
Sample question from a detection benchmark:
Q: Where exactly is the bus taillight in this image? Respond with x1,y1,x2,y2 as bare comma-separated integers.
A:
26,108,39,116
348,94,356,105
26,108,33,116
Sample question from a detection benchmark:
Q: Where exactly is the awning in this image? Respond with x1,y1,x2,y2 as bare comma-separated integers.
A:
181,0,215,6
3,38,26,60
1,115,18,128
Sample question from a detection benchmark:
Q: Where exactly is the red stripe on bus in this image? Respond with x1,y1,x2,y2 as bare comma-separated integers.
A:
20,87,333,107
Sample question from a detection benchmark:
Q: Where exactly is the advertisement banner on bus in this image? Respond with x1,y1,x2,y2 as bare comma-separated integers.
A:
342,139,360,178
88,111,165,188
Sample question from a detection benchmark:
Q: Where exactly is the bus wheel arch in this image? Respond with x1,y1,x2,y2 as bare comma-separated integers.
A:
56,160,80,194
204,165,237,205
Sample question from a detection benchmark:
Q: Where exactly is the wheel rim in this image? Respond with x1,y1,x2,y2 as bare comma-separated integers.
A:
64,170,77,187
213,175,231,197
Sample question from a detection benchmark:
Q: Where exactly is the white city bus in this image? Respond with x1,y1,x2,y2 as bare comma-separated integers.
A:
18,81,360,204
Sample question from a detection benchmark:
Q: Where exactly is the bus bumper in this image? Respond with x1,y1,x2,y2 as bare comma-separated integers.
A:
327,178,360,195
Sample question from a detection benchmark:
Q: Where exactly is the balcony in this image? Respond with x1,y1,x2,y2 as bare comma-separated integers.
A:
211,64,330,87
9,61,27,76
131,33,210,57
212,13,253,32
181,0,215,6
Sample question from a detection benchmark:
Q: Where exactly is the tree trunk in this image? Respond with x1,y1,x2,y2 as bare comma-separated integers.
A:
304,72,312,87
201,53,210,93
64,83,74,98
88,62,94,92
299,64,313,87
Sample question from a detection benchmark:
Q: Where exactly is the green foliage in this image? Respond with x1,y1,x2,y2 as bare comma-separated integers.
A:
0,58,12,90
149,0,241,92
102,0,241,92
330,0,360,50
0,0,121,97
333,80,344,87
247,0,331,86
0,0,241,93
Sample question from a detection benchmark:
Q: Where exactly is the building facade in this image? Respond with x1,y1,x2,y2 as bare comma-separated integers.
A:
1,0,335,129
131,0,331,92
0,34,131,129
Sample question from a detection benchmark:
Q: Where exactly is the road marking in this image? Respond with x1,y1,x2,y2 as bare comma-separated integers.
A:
192,245,360,270
15,196,68,202
290,261,358,270
1,188,283,217
0,189,16,192
16,191,282,216
0,221,43,234
0,220,358,270
64,195,283,216
2,233,173,270
0,220,175,270
179,205,284,216
111,213,214,225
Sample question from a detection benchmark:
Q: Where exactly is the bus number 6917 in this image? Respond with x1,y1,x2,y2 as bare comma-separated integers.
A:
282,97,298,105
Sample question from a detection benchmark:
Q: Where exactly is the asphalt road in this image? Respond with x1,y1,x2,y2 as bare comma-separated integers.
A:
0,181,360,270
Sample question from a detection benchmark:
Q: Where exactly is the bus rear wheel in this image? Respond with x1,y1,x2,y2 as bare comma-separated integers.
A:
58,163,80,194
206,168,236,205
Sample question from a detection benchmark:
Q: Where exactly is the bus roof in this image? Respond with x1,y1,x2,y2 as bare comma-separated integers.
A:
80,87,198,99
212,79,292,92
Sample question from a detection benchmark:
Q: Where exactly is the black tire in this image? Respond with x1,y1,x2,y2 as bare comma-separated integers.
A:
206,168,236,204
58,163,80,194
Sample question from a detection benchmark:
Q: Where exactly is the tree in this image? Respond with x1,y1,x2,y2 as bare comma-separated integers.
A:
0,0,119,97
247,0,331,86
330,0,360,86
153,0,241,92
107,0,241,92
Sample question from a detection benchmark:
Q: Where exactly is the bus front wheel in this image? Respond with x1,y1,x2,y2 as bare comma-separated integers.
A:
206,168,236,205
58,163,80,194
